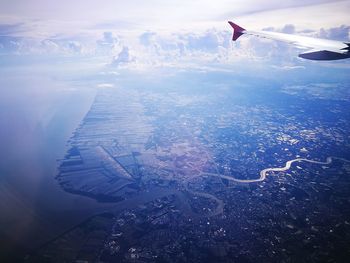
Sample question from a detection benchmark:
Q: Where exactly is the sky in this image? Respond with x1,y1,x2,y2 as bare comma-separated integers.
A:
0,0,348,28
0,1,349,73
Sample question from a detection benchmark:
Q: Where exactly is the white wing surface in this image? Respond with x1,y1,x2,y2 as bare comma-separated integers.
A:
228,21,350,61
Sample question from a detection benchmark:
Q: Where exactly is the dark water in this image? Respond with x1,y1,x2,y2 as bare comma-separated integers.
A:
0,66,116,260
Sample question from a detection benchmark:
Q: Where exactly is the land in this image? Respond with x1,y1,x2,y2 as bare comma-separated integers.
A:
29,76,350,262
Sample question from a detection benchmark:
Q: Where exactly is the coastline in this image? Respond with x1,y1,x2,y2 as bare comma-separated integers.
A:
0,67,116,260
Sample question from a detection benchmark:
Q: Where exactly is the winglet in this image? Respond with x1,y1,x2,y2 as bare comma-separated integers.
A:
228,21,246,41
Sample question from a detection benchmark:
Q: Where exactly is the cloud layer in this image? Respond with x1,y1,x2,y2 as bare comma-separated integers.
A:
1,24,348,70
0,1,349,71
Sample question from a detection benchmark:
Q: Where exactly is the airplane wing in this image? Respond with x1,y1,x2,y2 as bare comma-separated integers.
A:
228,21,350,61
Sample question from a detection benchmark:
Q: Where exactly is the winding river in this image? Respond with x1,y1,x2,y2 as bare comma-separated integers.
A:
186,156,350,217
202,156,350,183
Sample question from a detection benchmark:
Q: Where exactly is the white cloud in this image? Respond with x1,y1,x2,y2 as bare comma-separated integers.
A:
0,1,348,63
271,65,306,71
67,41,82,54
104,22,350,71
97,83,114,88
96,32,121,55
0,16,348,71
319,25,350,41
111,46,134,67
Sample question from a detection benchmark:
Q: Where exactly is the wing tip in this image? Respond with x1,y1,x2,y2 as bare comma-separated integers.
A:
228,21,246,41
